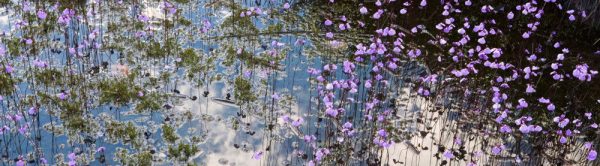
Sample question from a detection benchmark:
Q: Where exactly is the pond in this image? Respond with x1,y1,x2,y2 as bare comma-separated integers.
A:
0,0,599,165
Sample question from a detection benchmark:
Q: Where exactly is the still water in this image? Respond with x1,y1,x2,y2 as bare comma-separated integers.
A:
0,0,599,165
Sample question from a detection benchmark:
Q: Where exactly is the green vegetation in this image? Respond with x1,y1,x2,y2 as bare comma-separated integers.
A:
234,76,256,102
162,124,179,143
0,72,15,96
178,48,200,67
98,78,142,105
168,143,199,161
115,149,153,166
134,92,163,112
178,18,192,26
147,41,167,58
106,122,139,143
173,0,190,3
34,68,63,86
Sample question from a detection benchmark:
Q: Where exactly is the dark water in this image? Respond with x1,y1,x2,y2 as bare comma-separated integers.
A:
0,0,599,165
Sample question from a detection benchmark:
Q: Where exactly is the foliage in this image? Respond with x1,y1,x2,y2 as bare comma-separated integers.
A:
234,76,256,102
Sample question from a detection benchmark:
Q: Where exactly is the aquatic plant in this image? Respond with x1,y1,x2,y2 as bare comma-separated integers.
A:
0,0,597,165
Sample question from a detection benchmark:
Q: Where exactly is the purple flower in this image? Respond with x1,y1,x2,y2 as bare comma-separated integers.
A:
283,3,290,9
507,12,514,19
554,42,561,48
554,115,570,128
443,150,454,159
69,47,77,55
324,19,332,26
500,125,512,133
388,62,398,70
538,97,550,103
0,46,5,57
315,150,325,161
491,145,504,155
343,122,352,129
359,7,368,14
271,93,280,100
417,87,430,96
325,32,333,39
4,65,13,73
325,83,334,90
522,32,530,39
573,64,596,81
16,159,25,166
138,15,149,22
585,112,592,119
519,125,531,134
454,138,462,145
477,37,486,44
97,147,106,153
58,8,75,25
252,151,263,160
343,60,355,73
569,15,576,21
465,0,472,6
68,152,77,161
559,136,567,144
33,60,48,68
291,118,303,127
589,150,597,161
325,107,338,117
59,92,67,100
69,160,77,166
547,103,555,111
338,24,346,31
27,107,37,116
525,84,536,93
377,129,387,137
37,10,47,20
373,9,383,19
303,135,316,142
18,125,27,135
517,98,528,108
364,80,372,88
